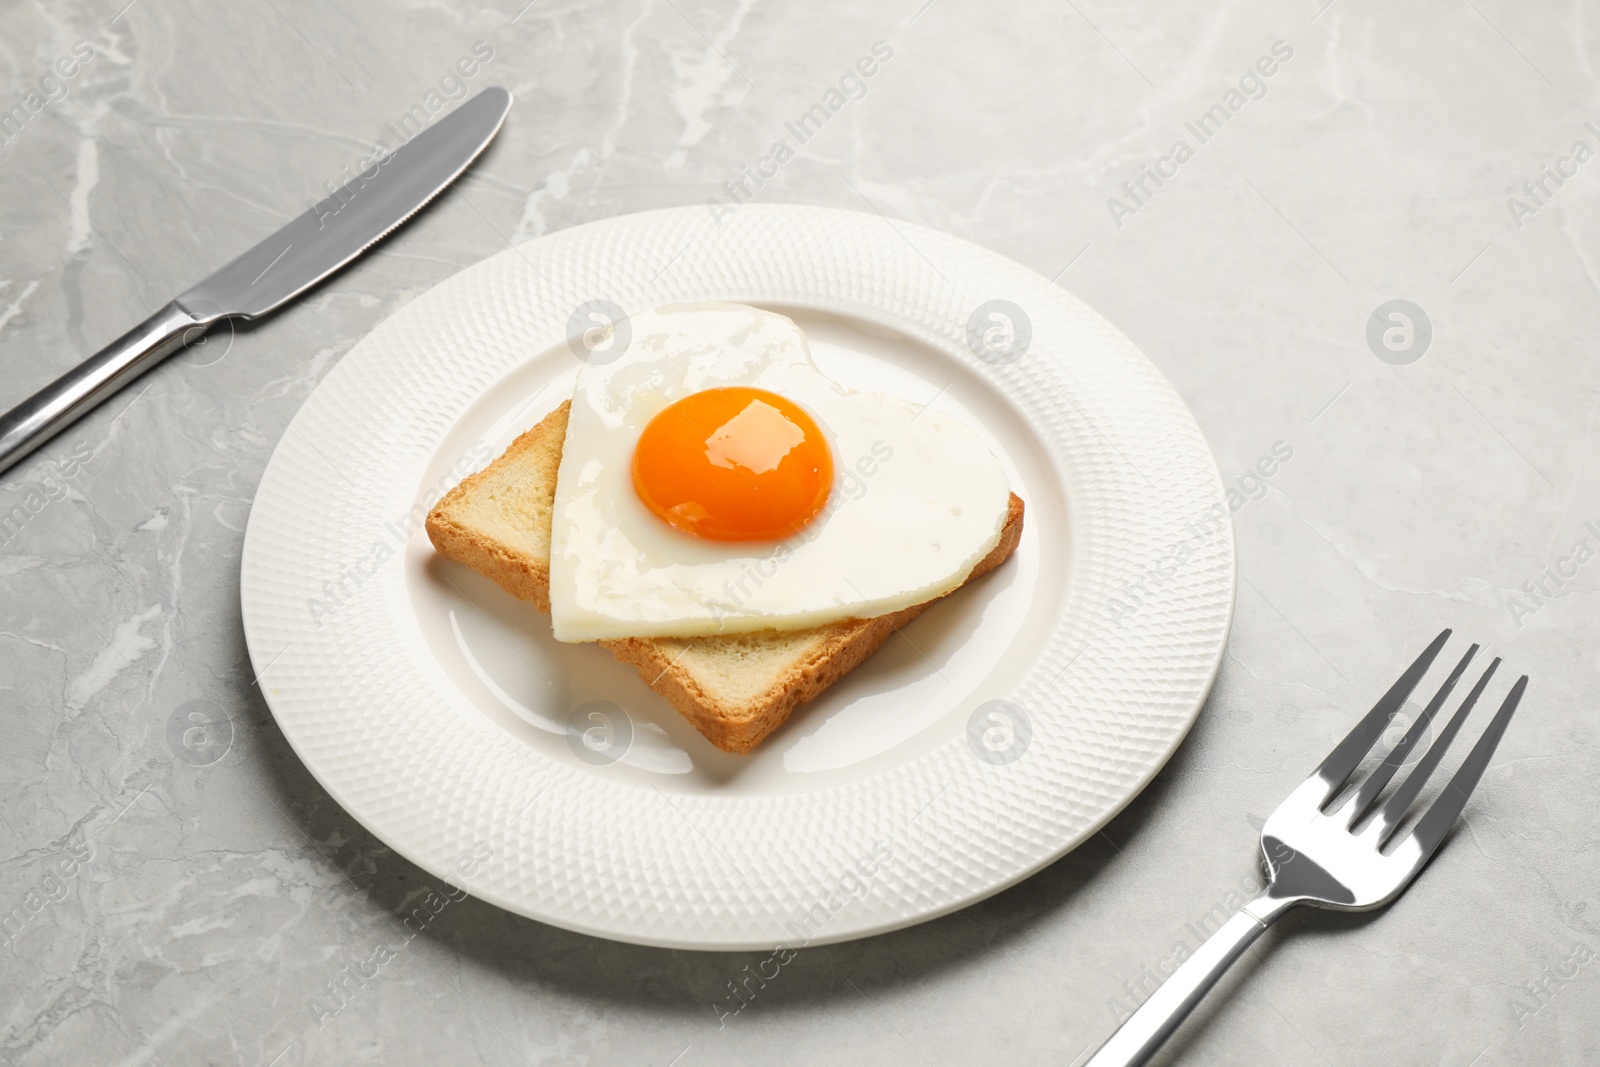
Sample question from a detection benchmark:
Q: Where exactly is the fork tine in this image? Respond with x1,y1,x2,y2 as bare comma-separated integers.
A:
1404,674,1527,860
1344,644,1477,828
1314,627,1451,805
1373,658,1498,847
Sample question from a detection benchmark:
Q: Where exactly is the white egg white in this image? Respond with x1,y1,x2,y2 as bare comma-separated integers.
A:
546,302,1012,642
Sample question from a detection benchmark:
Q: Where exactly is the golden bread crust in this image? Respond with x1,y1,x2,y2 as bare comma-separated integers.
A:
425,401,1025,754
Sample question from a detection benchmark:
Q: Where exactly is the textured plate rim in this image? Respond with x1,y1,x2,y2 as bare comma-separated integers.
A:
240,203,1235,950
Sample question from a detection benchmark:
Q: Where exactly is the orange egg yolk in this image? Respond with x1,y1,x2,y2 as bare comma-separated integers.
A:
631,387,834,541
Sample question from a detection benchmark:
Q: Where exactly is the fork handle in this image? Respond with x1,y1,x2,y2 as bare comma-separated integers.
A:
1085,895,1291,1067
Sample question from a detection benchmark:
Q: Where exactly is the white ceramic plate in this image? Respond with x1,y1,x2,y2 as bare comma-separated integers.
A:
240,204,1233,950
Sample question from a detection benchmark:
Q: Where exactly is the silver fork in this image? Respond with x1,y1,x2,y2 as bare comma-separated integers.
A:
1086,628,1528,1067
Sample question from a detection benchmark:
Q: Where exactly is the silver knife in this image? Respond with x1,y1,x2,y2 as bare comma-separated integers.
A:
0,86,512,476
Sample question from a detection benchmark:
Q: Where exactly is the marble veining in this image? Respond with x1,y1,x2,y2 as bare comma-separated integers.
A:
2,0,1598,1064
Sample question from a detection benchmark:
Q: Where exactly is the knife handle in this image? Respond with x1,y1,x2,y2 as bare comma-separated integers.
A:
0,301,207,477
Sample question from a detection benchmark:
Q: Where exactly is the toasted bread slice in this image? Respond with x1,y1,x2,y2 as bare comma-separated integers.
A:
426,401,1024,753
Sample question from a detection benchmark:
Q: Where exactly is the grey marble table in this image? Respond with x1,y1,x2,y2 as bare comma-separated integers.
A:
2,1,1596,1064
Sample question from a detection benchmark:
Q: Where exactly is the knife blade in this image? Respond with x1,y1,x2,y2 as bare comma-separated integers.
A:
0,86,512,476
